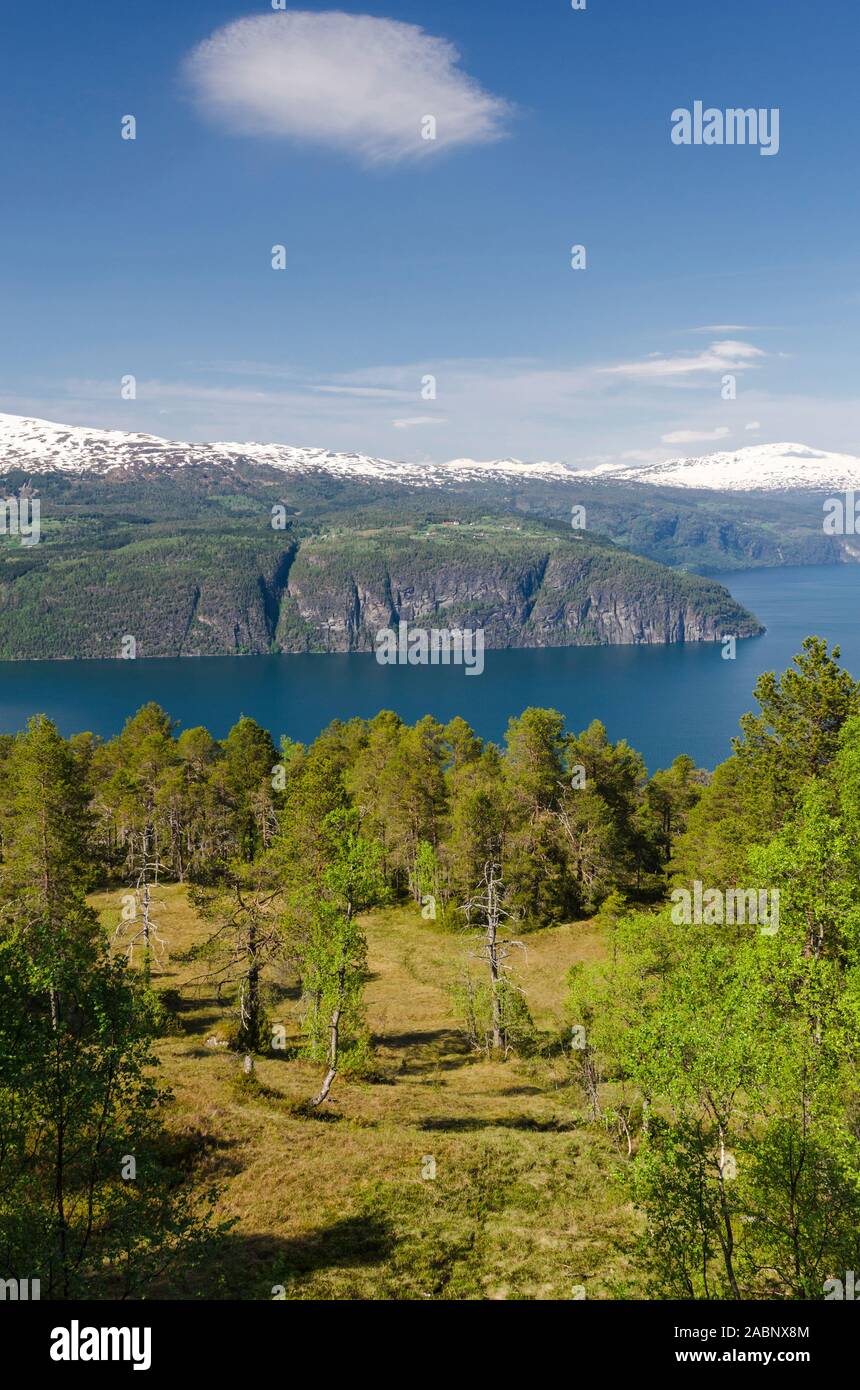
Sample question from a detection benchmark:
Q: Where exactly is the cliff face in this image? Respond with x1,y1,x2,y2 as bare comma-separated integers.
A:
274,526,761,654
0,518,760,660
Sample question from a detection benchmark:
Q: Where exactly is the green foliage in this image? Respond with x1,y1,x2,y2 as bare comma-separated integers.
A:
0,715,222,1296
2,634,857,1299
188,856,281,1054
278,807,387,1102
413,838,440,908
451,973,536,1058
734,635,859,828
672,636,860,886
568,639,860,1299
0,473,762,659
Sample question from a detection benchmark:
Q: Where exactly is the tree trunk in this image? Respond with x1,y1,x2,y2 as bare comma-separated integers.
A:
141,879,152,987
716,1129,741,1299
310,940,348,1107
487,870,502,1052
54,1033,69,1298
311,1002,342,1107
244,914,260,1050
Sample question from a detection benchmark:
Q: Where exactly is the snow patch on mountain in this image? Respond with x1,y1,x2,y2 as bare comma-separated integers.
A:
570,442,860,492
0,414,857,493
0,413,572,486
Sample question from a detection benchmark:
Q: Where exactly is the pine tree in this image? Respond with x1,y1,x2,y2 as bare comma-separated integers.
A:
0,716,219,1296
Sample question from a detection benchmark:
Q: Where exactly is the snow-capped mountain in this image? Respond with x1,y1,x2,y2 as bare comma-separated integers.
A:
571,442,860,493
0,413,572,486
0,414,857,493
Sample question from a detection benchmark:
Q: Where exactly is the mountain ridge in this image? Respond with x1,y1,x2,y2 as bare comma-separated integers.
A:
1,412,857,493
574,442,860,493
0,412,571,486
0,514,762,661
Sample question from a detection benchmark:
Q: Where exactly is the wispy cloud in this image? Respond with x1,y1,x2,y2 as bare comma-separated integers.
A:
599,340,765,381
183,12,512,166
661,426,731,445
313,385,410,400
687,323,761,333
6,336,859,466
392,416,447,429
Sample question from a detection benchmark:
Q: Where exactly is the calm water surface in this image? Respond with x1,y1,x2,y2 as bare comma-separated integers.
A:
0,565,857,771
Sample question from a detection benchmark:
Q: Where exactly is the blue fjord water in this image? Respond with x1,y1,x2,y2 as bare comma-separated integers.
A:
0,565,857,772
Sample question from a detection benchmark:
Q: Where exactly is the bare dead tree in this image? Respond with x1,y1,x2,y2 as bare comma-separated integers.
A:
462,862,527,1057
554,778,613,900
114,825,168,984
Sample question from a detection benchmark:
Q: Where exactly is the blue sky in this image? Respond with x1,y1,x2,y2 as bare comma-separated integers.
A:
1,0,858,463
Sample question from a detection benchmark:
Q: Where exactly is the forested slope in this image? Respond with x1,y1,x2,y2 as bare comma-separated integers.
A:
1,637,858,1298
0,504,759,658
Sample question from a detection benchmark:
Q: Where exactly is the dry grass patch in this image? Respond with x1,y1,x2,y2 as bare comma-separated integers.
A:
89,885,642,1299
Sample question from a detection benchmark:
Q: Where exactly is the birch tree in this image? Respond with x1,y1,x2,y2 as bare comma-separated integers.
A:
293,809,385,1108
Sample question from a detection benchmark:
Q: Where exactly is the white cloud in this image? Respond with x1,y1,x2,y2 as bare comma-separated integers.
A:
392,416,447,429
745,420,762,431
10,345,859,468
688,323,759,333
183,12,512,165
661,426,730,445
313,384,408,400
599,340,765,382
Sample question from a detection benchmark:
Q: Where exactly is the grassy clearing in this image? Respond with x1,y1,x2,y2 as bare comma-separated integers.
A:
91,885,642,1300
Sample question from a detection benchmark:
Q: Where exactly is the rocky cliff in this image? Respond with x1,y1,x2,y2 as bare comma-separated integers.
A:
0,516,760,660
274,522,760,655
